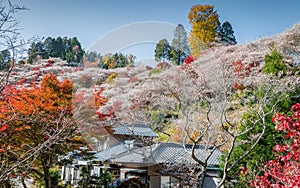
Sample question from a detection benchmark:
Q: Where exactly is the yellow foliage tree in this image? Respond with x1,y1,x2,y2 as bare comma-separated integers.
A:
188,32,208,58
188,4,220,44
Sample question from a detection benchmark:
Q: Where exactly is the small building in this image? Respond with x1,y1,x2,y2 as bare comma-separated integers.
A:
93,142,222,187
90,122,158,152
60,123,223,187
60,123,158,185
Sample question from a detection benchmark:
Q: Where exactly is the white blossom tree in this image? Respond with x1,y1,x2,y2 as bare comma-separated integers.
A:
95,24,300,187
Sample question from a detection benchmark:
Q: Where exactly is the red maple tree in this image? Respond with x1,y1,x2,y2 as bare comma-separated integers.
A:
0,73,79,187
183,55,195,67
250,103,300,188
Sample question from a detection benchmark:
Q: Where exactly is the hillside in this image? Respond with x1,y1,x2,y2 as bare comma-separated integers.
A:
1,23,300,188
2,24,300,143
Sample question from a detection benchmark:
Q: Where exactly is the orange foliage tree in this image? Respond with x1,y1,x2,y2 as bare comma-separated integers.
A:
0,73,80,188
72,84,118,152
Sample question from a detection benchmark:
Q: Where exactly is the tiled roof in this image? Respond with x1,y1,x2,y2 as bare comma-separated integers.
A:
94,143,129,161
153,143,222,166
153,143,189,164
186,145,223,166
112,123,158,137
95,142,222,167
110,145,157,165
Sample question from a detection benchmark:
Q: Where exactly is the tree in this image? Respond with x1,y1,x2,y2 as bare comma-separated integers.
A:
0,0,28,94
100,53,135,69
113,50,300,188
28,37,85,64
188,32,208,58
0,49,11,70
40,37,66,60
218,85,299,187
65,51,73,63
111,53,120,68
188,4,220,44
62,36,71,56
79,168,113,188
90,22,300,188
170,24,190,65
0,2,83,187
43,37,55,58
52,36,66,59
183,55,195,66
0,74,80,187
262,47,287,76
86,50,101,62
154,39,171,62
250,103,300,187
27,41,48,63
127,53,136,67
69,37,84,63
218,21,237,45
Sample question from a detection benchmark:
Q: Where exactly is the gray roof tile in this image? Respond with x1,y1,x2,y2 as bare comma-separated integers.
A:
153,143,189,164
112,123,158,137
188,147,223,166
96,142,222,167
94,143,128,161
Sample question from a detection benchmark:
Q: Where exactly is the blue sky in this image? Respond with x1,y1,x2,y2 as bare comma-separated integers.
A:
14,0,300,63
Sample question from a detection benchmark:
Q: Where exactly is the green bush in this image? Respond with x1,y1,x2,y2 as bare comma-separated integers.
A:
117,178,143,188
148,68,162,77
218,85,299,187
261,48,286,76
50,169,60,187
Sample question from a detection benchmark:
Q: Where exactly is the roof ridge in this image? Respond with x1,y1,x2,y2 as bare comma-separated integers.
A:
117,122,150,127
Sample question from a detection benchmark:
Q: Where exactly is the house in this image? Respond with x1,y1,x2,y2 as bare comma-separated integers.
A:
90,122,158,152
60,123,223,187
110,122,158,145
60,148,96,185
93,142,222,187
60,123,158,185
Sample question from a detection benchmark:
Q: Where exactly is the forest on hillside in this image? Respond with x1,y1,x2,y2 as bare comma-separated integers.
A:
0,1,300,188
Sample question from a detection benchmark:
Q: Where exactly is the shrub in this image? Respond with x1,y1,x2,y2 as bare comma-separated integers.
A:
183,55,195,66
261,48,286,76
106,72,118,84
148,68,162,77
117,178,143,188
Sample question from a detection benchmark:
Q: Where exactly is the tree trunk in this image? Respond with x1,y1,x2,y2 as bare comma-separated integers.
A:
4,181,11,188
41,157,51,188
43,167,51,188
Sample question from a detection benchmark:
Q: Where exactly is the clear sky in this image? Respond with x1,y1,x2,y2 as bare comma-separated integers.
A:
13,0,300,63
